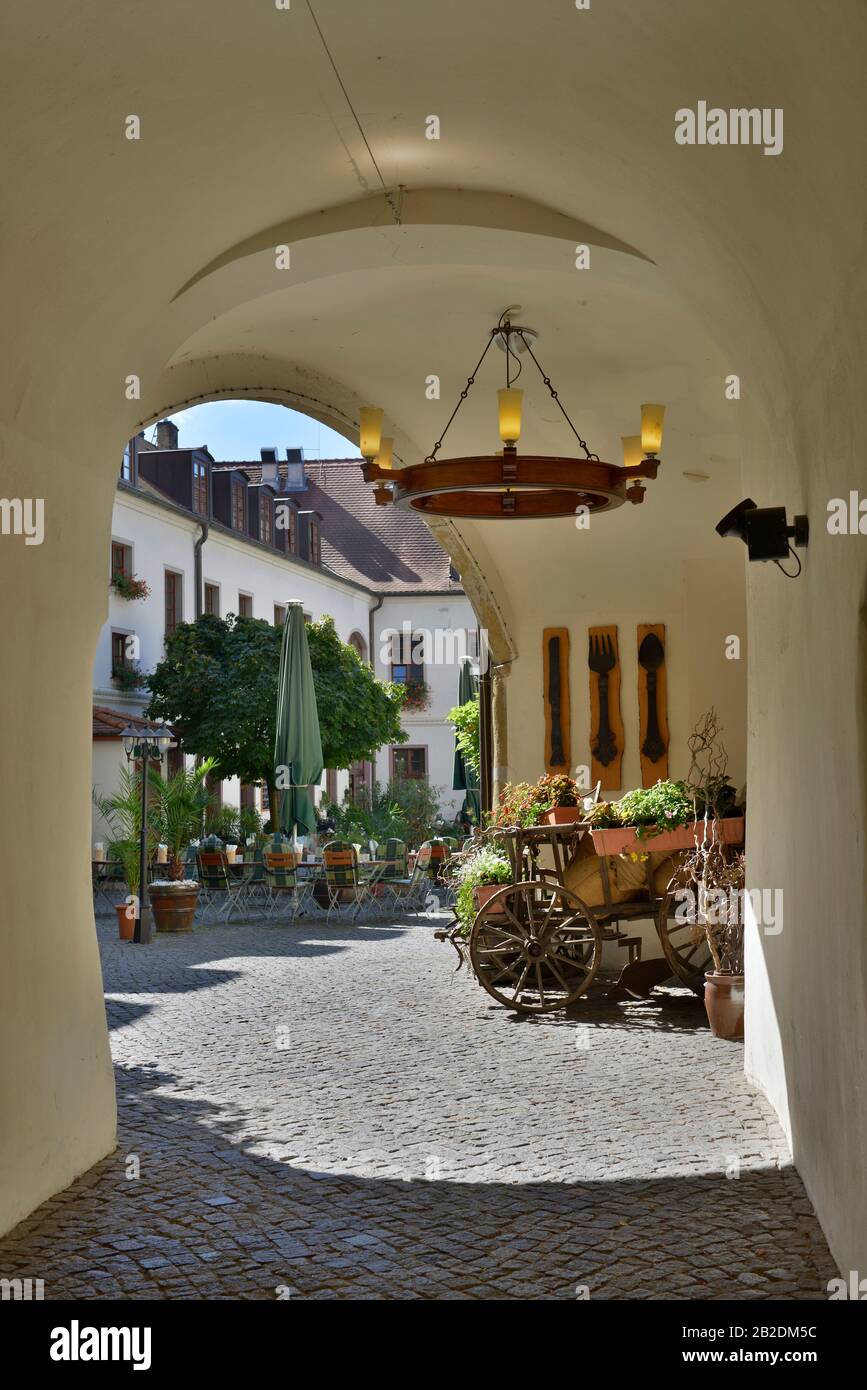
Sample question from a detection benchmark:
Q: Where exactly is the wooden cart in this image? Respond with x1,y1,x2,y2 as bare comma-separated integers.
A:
445,820,726,1014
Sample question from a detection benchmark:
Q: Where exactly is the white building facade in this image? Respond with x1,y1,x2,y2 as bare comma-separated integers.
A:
92,432,478,839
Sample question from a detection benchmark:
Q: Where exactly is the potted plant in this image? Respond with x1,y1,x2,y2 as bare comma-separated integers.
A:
587,795,745,855
94,769,153,940
148,758,216,932
401,678,430,712
669,838,746,1039
110,572,150,601
454,844,512,934
111,662,147,692
537,772,584,824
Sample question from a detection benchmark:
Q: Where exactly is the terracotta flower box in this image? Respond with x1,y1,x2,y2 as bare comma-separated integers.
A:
542,805,584,825
474,883,507,913
590,816,745,857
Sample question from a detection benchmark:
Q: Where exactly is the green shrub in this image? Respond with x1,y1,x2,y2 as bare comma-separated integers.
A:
454,845,512,936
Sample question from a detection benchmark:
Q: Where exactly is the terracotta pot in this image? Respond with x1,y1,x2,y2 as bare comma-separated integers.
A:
115,903,136,941
543,805,584,825
150,883,200,933
704,972,745,1040
590,817,745,857
474,883,506,914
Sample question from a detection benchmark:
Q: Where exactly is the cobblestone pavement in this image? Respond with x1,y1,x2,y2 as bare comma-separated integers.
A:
0,914,837,1300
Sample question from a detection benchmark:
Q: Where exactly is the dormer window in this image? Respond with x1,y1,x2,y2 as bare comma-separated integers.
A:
260,493,273,545
192,458,208,515
231,479,246,531
309,518,321,567
276,499,296,553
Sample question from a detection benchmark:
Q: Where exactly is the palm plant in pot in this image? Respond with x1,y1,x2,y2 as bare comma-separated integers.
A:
93,769,153,940
148,758,216,932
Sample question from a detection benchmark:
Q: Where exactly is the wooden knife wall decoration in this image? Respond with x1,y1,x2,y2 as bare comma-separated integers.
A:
637,622,669,786
588,625,623,790
542,628,571,773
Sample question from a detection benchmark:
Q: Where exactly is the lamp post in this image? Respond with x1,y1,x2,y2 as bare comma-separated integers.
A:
120,721,173,944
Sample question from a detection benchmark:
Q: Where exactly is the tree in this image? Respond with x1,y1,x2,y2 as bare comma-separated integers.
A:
448,694,480,777
146,613,406,814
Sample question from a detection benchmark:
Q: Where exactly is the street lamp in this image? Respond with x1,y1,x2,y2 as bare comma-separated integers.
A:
120,720,173,943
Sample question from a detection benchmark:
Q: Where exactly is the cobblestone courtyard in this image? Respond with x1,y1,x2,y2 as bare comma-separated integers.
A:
0,915,837,1299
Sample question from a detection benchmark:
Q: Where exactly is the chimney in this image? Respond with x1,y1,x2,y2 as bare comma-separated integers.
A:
283,447,306,491
155,419,179,450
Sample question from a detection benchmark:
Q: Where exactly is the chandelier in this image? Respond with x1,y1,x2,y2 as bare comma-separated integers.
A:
359,313,665,519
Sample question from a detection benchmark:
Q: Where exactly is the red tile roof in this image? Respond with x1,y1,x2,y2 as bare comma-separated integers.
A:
214,459,461,594
93,706,172,739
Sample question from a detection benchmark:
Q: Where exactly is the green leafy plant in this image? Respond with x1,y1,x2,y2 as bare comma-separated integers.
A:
239,805,263,840
110,573,150,601
112,662,147,691
204,802,241,845
615,780,696,840
454,845,512,936
448,695,480,778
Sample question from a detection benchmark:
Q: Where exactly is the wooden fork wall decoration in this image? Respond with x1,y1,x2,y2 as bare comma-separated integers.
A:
588,625,623,790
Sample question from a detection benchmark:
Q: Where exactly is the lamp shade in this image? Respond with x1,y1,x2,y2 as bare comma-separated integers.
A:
120,725,138,759
153,722,173,754
640,404,665,456
375,436,394,470
621,435,643,469
359,406,384,460
497,388,523,445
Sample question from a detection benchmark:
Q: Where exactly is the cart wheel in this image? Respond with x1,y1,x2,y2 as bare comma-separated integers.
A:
656,887,713,996
468,880,602,1013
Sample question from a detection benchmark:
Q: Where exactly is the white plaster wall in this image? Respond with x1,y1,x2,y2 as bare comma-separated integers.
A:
500,538,748,795
372,593,478,821
0,427,117,1234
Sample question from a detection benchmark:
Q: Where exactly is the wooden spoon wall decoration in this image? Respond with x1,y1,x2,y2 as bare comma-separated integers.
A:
637,622,669,785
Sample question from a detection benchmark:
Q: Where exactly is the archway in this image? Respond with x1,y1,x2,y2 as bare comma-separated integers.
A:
2,1,866,1279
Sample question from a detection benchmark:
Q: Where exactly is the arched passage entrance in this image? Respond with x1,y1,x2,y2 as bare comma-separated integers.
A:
1,0,866,1278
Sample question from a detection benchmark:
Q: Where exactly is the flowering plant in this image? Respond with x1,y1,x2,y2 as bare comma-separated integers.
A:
111,573,150,601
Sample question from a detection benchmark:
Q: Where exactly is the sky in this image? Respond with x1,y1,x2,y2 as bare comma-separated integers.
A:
147,400,361,461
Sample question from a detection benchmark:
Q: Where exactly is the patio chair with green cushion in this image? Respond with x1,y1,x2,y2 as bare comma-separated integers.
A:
263,851,316,921
196,851,247,923
322,842,379,923
384,841,435,915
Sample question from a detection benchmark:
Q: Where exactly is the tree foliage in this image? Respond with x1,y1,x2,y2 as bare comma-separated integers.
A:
146,613,406,789
448,694,480,778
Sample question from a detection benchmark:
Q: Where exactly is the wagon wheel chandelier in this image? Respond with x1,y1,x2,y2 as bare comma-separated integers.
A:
359,312,665,520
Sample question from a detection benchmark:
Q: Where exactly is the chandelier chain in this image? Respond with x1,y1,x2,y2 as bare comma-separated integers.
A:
424,334,497,464
516,331,599,461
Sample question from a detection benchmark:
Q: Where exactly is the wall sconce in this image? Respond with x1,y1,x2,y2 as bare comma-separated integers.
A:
716,497,809,577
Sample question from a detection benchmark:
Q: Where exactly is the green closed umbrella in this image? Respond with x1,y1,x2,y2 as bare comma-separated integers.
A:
452,657,480,823
274,603,324,838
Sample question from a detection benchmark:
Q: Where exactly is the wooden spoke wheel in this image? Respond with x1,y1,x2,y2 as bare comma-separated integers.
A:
468,880,602,1014
656,886,713,995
